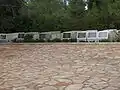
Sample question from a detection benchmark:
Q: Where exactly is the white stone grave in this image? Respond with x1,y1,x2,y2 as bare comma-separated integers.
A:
86,30,98,42
77,31,87,42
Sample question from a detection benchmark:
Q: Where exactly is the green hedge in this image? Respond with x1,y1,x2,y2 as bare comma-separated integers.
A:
24,34,33,40
23,39,46,42
99,39,110,42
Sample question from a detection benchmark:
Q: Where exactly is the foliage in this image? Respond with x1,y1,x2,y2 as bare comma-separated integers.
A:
99,39,110,42
68,0,86,30
0,0,25,33
1,0,120,33
26,0,69,32
24,34,33,40
70,39,77,42
62,39,71,42
23,39,45,43
51,38,61,42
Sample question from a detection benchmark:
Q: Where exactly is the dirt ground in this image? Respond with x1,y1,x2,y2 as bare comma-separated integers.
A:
0,43,120,90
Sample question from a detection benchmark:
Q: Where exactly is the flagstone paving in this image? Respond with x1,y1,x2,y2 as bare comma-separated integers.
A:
0,44,120,90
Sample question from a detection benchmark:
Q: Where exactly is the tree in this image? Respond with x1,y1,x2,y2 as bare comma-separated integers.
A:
107,0,120,29
1,0,120,33
0,0,25,33
25,0,69,32
68,0,86,30
87,0,103,10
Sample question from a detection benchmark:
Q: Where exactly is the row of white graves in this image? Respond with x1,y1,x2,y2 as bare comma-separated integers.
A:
62,29,118,42
39,31,61,41
0,32,40,42
0,29,118,42
0,31,62,42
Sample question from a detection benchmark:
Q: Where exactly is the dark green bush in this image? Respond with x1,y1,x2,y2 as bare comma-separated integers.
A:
47,39,52,42
12,38,24,43
51,38,61,42
79,40,86,42
117,38,120,42
23,39,35,43
24,34,33,40
70,39,77,42
62,39,71,42
99,39,110,42
24,39,46,42
39,39,45,42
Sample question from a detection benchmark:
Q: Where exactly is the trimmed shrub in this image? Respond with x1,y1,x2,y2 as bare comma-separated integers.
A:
23,39,46,43
12,38,24,43
24,34,33,40
51,38,61,42
39,39,45,42
62,39,71,42
70,39,77,42
99,39,110,42
47,39,52,42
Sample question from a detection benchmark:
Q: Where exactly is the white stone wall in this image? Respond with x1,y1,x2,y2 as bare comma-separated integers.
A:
86,30,98,42
6,33,19,41
25,32,39,40
77,31,87,42
40,31,61,40
0,30,119,42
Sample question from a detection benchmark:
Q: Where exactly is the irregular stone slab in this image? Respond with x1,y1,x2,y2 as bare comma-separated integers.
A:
54,82,72,87
45,79,58,85
82,87,94,90
0,88,12,90
87,77,102,83
58,86,66,90
26,82,44,90
38,86,57,90
72,75,90,84
65,84,83,90
76,68,84,73
103,87,118,90
91,81,108,90
52,74,73,79
62,64,71,71
13,86,27,90
55,78,72,84
100,77,110,82
1,44,120,90
108,78,120,87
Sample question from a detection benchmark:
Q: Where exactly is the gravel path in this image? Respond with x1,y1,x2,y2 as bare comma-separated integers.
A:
0,44,120,90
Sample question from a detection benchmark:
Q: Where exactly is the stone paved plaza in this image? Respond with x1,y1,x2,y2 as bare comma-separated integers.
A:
0,43,120,90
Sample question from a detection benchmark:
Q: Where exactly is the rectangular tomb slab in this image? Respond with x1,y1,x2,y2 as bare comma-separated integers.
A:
86,30,98,42
77,31,87,42
98,30,109,40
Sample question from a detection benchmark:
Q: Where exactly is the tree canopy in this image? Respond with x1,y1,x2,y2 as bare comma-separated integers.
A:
0,0,120,33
